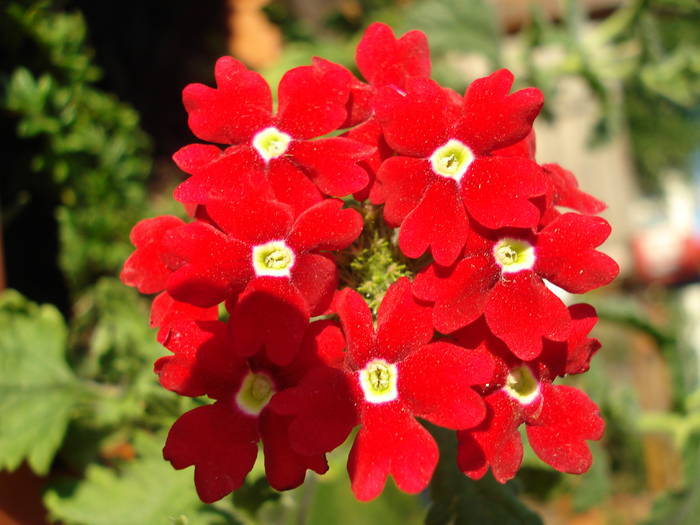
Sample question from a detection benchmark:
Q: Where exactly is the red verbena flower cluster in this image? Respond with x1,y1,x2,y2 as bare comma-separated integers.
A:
121,23,619,503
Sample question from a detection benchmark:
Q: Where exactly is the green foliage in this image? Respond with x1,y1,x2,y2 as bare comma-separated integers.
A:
0,289,80,474
2,0,152,291
426,426,542,525
44,432,226,525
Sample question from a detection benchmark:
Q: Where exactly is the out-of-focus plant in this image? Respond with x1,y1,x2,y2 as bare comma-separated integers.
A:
1,0,153,292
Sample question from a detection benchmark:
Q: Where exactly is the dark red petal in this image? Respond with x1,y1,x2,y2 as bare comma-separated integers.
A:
462,156,546,230
375,78,452,157
163,402,259,503
164,222,252,307
150,292,219,344
260,411,328,491
275,57,351,139
376,156,431,227
526,384,604,474
535,213,619,294
231,277,310,366
344,118,393,201
564,303,601,375
268,366,357,456
206,197,294,245
287,199,363,252
121,216,185,294
173,146,271,205
428,257,498,334
266,158,324,216
376,277,433,362
291,253,337,316
543,163,606,214
280,320,347,383
400,342,492,429
398,179,469,265
288,137,373,197
154,320,246,399
356,22,430,88
456,69,543,154
485,272,571,360
349,404,438,501
334,288,376,369
457,390,524,483
183,56,272,145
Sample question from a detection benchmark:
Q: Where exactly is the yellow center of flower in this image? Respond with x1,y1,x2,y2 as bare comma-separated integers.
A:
252,126,292,161
430,139,474,182
493,238,535,273
252,240,295,277
359,359,398,404
235,372,275,415
503,365,540,405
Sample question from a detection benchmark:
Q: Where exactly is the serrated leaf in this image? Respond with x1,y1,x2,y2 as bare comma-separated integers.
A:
426,426,543,525
44,432,225,525
0,290,79,474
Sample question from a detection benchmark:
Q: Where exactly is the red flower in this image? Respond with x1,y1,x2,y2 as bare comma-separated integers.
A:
162,197,362,365
453,308,604,482
173,57,374,215
371,71,546,265
414,213,618,359
150,291,218,344
159,319,345,502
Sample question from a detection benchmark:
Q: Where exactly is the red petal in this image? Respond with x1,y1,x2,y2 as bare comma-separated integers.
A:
376,156,431,227
375,78,452,157
399,179,470,265
150,292,219,344
287,199,363,252
564,303,601,375
275,57,351,139
334,288,375,369
456,69,543,155
163,402,259,503
376,277,433,362
183,56,272,145
485,272,571,360
526,384,604,474
349,404,437,501
536,213,619,293
206,197,294,245
260,411,328,491
400,342,492,429
457,390,524,483
492,129,536,159
462,156,546,230
121,216,185,294
544,163,606,214
267,158,323,216
291,253,338,316
268,366,357,456
164,222,252,307
231,277,310,366
288,137,373,197
356,22,430,88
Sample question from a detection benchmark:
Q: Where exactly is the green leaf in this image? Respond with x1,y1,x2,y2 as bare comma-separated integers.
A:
426,426,543,525
44,432,227,525
0,290,79,474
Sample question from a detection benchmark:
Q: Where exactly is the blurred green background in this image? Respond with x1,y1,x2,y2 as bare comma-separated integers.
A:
2,0,700,524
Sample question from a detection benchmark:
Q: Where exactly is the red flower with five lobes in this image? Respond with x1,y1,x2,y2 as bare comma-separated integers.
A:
172,57,375,215
273,278,494,501
159,319,347,503
371,70,546,265
413,212,619,360
452,307,604,482
162,198,362,365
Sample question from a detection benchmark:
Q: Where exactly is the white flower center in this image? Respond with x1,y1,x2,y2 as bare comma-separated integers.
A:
359,359,398,404
429,139,474,182
252,126,291,161
252,240,295,277
503,365,540,405
235,371,275,415
493,238,535,273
